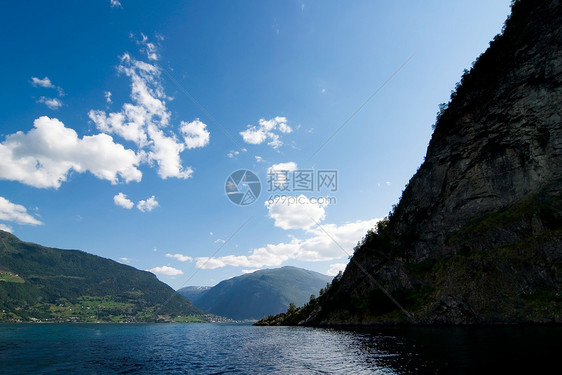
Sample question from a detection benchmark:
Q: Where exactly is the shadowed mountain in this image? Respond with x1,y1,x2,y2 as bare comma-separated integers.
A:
192,266,333,320
177,286,211,304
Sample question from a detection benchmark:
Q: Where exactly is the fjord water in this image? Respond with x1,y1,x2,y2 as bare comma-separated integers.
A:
0,323,559,374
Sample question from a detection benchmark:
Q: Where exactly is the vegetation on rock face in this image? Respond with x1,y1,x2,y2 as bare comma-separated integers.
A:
0,230,205,322
256,0,562,326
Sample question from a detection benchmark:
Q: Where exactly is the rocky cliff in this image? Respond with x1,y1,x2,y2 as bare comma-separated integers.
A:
257,0,562,326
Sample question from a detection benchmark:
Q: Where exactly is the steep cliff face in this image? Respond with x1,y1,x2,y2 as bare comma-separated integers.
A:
257,0,562,326
394,0,562,264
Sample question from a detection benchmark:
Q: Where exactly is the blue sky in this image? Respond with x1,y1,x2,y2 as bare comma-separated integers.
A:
0,0,511,289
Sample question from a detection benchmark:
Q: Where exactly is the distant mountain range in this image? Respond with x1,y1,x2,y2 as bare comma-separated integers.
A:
0,230,203,322
178,266,333,320
176,286,211,304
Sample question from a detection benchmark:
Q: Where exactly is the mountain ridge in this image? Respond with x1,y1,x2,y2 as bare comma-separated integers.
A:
0,230,204,322
177,286,211,304
189,266,332,320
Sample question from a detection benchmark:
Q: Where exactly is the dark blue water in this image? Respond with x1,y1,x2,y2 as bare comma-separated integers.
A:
0,323,559,374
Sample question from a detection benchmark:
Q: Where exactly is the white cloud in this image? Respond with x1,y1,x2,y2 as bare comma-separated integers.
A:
113,193,134,209
266,194,326,230
30,77,55,88
0,223,13,233
38,97,62,110
105,91,112,103
240,126,266,144
165,253,193,262
148,126,193,179
196,218,381,269
267,161,298,187
214,238,226,244
119,257,131,263
268,161,297,173
255,156,264,163
89,53,168,147
180,119,210,149
137,195,159,212
240,117,292,149
31,76,64,96
89,52,205,180
227,150,239,159
327,263,347,276
0,116,142,189
115,193,163,212
110,0,122,8
146,266,183,276
0,196,43,226
242,269,261,274
138,33,158,61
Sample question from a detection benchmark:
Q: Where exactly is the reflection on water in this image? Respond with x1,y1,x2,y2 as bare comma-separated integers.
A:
0,323,559,374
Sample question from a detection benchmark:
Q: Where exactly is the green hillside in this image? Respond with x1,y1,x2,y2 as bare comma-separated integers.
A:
0,230,204,322
195,266,333,320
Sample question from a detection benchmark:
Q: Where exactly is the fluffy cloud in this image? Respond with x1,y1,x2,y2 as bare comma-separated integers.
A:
268,162,297,172
165,253,193,262
0,116,141,189
105,91,112,103
0,196,43,226
267,161,298,188
88,52,207,180
196,218,381,269
146,266,183,276
31,77,55,88
31,76,64,96
113,193,134,209
240,127,266,144
114,193,163,212
240,116,292,149
180,119,210,149
38,97,62,110
31,77,64,108
110,0,122,8
327,263,347,276
148,126,192,179
138,33,158,61
137,195,159,212
89,53,167,147
266,194,326,230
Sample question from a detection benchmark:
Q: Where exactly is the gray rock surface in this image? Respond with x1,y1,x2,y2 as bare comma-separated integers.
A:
257,0,562,326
